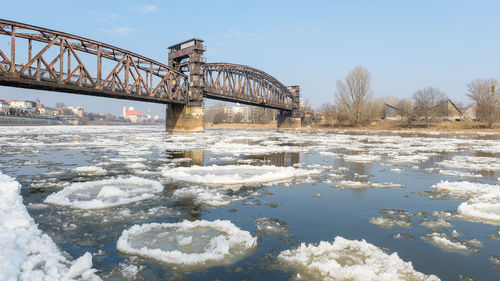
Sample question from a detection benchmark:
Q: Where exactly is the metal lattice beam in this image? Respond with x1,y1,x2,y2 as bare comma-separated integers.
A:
0,19,188,104
203,63,295,110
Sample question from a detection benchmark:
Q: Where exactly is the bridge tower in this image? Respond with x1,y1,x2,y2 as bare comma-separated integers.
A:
165,39,206,132
277,86,302,131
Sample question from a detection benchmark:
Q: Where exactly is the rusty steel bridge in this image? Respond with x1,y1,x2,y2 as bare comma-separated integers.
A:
0,19,301,118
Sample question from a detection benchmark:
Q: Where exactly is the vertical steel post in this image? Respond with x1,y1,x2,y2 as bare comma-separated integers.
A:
59,39,64,83
97,45,102,88
10,25,15,73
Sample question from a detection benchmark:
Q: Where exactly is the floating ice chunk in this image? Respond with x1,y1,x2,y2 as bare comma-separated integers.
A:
109,157,146,163
438,170,482,178
437,156,500,171
330,181,403,189
173,186,244,207
488,230,500,242
457,192,500,224
0,172,101,281
73,166,106,175
44,176,164,209
421,233,469,252
278,236,439,281
117,220,257,266
490,255,500,265
319,151,340,157
370,182,404,188
343,154,380,163
420,219,452,230
390,168,404,173
389,155,430,164
125,163,147,169
254,217,291,238
369,209,414,229
432,181,500,224
161,165,320,186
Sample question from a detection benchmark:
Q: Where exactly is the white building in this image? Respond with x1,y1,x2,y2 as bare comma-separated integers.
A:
0,100,9,114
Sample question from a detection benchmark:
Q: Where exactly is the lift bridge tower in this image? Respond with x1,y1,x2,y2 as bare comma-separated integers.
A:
165,39,206,132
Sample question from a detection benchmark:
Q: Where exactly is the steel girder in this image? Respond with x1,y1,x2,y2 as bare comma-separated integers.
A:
203,63,294,111
0,19,188,104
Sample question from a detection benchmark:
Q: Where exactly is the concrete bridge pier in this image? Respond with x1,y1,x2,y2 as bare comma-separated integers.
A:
277,110,301,131
165,104,204,133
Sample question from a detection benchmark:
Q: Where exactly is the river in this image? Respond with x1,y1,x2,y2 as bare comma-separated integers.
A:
1,125,499,280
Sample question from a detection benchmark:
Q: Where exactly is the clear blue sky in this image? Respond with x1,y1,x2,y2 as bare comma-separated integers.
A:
1,0,500,115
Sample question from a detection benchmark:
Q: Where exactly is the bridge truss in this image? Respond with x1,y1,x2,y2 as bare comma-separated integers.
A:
0,19,299,113
203,63,295,111
0,19,188,104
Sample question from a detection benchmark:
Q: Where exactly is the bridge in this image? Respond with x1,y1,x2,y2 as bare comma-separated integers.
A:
0,19,302,132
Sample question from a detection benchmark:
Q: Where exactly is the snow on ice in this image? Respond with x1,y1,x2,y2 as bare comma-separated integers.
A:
44,176,164,209
278,236,439,281
161,165,320,186
117,220,257,266
0,172,101,281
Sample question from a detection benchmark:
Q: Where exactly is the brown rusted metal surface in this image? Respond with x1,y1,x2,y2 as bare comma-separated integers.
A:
0,19,300,111
0,19,188,104
203,63,295,111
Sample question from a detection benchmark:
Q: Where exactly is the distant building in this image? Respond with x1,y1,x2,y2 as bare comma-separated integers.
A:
67,106,84,118
8,100,36,109
433,99,463,121
224,104,249,122
124,106,144,123
463,104,477,121
383,103,402,120
38,107,55,116
0,99,9,114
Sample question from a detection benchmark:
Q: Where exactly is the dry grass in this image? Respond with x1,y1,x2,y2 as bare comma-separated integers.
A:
312,120,500,132
206,120,500,133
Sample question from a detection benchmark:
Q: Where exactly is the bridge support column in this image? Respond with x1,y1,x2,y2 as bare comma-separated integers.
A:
277,111,301,131
165,104,204,133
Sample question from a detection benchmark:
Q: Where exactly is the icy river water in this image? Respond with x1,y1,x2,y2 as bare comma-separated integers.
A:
2,125,500,280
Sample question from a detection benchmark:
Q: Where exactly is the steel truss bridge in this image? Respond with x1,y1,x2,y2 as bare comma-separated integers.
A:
0,19,300,114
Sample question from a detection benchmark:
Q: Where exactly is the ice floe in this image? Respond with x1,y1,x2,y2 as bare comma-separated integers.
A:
343,154,381,163
438,170,482,178
254,217,291,238
278,236,439,281
117,220,257,266
420,219,452,230
437,156,500,171
161,165,320,186
44,176,164,209
421,233,481,252
173,186,244,207
431,181,500,224
0,172,101,281
329,180,403,189
369,209,414,229
73,166,107,175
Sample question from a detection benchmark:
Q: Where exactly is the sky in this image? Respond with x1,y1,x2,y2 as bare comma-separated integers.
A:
1,0,500,116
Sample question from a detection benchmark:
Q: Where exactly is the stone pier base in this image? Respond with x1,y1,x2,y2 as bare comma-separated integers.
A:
165,105,204,133
277,116,301,131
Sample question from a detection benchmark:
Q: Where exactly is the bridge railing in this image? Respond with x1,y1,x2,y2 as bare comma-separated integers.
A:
0,19,188,104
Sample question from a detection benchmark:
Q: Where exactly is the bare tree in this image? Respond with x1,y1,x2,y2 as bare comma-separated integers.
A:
55,102,65,109
334,66,372,126
467,78,499,128
316,103,337,126
412,87,447,127
397,98,415,127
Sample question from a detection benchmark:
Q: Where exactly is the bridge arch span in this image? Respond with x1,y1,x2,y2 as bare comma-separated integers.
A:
203,63,296,111
0,19,188,104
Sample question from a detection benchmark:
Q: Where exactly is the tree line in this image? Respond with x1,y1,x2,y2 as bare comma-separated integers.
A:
317,66,500,128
